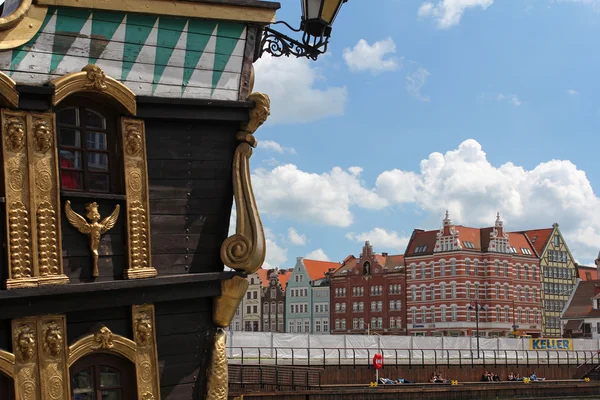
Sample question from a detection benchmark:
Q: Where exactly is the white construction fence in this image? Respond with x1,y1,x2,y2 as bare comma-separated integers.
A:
226,332,600,365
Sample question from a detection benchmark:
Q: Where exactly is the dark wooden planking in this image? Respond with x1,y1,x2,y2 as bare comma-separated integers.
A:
148,160,231,180
150,199,229,215
66,306,131,343
150,215,225,234
153,253,224,275
0,273,230,319
137,96,252,122
157,333,206,357
63,255,127,282
160,383,195,400
151,234,226,254
16,85,53,111
239,25,259,100
155,313,212,336
146,141,236,162
0,320,11,353
148,179,231,199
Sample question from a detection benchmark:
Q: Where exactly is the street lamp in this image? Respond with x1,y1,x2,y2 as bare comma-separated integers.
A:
259,0,349,60
468,300,486,358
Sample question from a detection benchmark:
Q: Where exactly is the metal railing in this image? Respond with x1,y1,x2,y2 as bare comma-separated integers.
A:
228,364,322,392
228,346,598,369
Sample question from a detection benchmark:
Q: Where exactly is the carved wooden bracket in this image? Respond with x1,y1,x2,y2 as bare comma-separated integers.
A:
206,328,228,400
220,93,270,274
213,276,249,328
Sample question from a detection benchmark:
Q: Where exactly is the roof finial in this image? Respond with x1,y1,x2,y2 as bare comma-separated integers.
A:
495,212,503,227
445,209,449,219
443,210,452,225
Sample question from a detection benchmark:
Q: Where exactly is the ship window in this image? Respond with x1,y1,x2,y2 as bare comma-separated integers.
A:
71,353,136,399
57,96,121,194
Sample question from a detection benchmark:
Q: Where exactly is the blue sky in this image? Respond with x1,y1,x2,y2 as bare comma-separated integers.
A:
241,0,600,268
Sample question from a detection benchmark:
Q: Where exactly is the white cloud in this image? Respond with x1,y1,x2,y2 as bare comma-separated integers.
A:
346,228,410,252
343,38,401,74
252,164,387,227
374,138,600,263
406,67,431,102
567,89,579,96
288,227,307,246
553,0,600,12
496,93,522,107
263,228,288,269
259,140,296,154
418,0,494,28
305,249,330,261
254,53,347,124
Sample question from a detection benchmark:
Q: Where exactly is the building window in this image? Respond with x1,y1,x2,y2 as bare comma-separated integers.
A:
271,288,276,299
323,320,329,332
554,235,560,246
377,301,382,311
411,287,417,301
451,283,456,298
495,306,500,322
503,262,509,277
278,302,283,314
411,264,416,279
396,300,401,310
421,286,427,301
359,318,364,329
465,260,471,275
411,309,417,323
450,260,456,275
335,320,340,330
466,282,471,298
504,307,510,322
390,318,396,328
304,321,309,332
451,305,457,321
504,284,509,300
495,283,500,298
341,319,346,330
71,354,136,400
353,318,358,329
441,307,447,322
421,263,426,278
474,283,480,299
253,291,257,299
263,303,268,314
440,260,446,276
440,283,446,299
378,317,383,329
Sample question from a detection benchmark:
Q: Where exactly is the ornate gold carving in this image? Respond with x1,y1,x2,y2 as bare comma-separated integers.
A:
0,0,32,31
27,112,68,286
132,305,160,400
5,116,25,152
37,202,59,278
122,118,156,280
82,64,107,91
8,201,32,280
2,110,36,289
125,123,142,156
213,276,249,328
0,5,48,51
0,350,15,379
37,316,68,400
220,93,270,274
64,200,120,277
32,118,53,153
206,328,228,400
12,318,40,399
50,65,137,116
91,326,114,350
68,326,136,368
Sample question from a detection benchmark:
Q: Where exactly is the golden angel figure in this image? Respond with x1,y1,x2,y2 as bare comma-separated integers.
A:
64,201,120,277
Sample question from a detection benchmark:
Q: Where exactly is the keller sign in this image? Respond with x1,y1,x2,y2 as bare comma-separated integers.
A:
529,339,573,350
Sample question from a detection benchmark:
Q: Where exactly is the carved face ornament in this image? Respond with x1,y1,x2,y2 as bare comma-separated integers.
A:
5,117,25,152
135,313,153,344
33,120,53,153
15,326,35,362
84,202,101,223
43,323,63,356
125,125,142,156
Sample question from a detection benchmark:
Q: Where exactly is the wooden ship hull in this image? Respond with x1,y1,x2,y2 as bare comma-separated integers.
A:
0,0,278,398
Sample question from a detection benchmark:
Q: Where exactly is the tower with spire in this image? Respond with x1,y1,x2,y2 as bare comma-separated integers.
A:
489,212,510,253
434,210,462,252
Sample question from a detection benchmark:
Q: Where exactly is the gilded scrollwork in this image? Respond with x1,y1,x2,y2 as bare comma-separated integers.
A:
37,202,59,278
12,318,40,399
206,328,228,400
213,276,249,328
90,326,115,351
83,64,107,91
38,316,68,400
32,118,53,154
220,92,270,274
5,116,25,152
122,118,156,280
8,201,32,280
132,305,160,400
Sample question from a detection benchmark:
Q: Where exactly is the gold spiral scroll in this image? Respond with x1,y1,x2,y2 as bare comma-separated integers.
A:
121,118,156,280
220,93,270,273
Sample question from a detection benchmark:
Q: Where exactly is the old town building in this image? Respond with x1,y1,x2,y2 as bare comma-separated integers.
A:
286,257,339,334
522,225,578,337
405,212,542,337
576,263,598,281
330,242,406,335
261,269,291,333
561,280,600,338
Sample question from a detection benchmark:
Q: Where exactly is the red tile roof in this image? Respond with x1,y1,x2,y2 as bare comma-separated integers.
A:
522,228,553,255
563,280,600,318
256,269,270,287
278,270,291,290
405,226,536,257
384,255,405,269
575,264,598,281
303,259,340,280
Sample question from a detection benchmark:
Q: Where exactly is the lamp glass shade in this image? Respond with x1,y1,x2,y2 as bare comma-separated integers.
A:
301,0,346,36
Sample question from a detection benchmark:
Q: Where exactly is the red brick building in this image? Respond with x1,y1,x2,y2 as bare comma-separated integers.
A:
330,242,406,335
404,212,542,337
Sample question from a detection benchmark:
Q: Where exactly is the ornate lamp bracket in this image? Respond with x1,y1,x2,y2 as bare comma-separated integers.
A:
259,22,328,61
